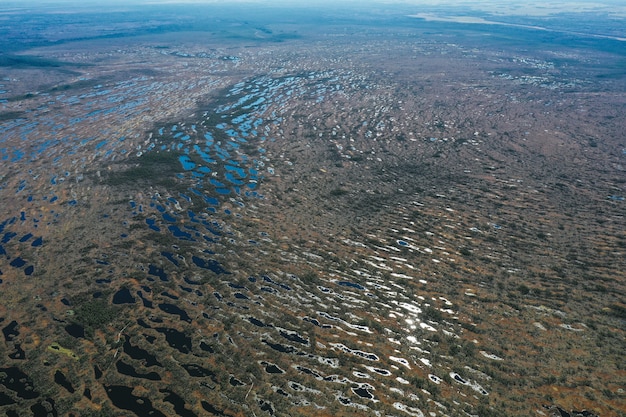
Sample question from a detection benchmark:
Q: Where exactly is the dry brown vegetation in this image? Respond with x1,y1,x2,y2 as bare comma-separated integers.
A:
0,4,624,417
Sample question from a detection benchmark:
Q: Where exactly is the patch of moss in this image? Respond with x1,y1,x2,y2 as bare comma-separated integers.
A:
74,299,118,334
48,343,79,360
104,151,182,187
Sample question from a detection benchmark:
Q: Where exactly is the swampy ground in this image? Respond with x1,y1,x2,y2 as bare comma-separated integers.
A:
0,2,624,417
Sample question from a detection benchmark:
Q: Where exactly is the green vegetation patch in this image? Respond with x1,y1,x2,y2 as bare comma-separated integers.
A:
329,188,349,197
0,54,77,69
607,303,626,319
104,150,182,187
48,343,79,360
0,111,26,122
6,79,106,103
74,299,118,333
47,78,105,93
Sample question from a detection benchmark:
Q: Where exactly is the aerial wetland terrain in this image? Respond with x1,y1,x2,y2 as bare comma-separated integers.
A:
0,2,624,416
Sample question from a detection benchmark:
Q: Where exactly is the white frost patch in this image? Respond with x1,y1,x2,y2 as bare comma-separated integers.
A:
471,381,489,395
335,393,370,411
428,374,442,384
391,273,415,279
432,400,446,410
560,323,584,331
464,366,492,380
288,381,322,395
390,387,404,396
389,356,411,369
354,269,373,278
318,357,340,368
441,329,458,338
363,365,392,376
390,282,406,290
369,282,391,290
389,338,402,345
439,297,453,306
343,239,367,247
363,259,393,271
353,371,371,379
393,402,425,417
533,322,547,331
329,343,379,361
397,377,410,385
408,393,420,402
419,322,437,332
450,372,469,385
450,372,489,395
410,346,428,354
344,322,373,334
391,256,408,262
325,374,352,384
399,302,422,315
480,351,503,361
406,336,420,345
419,358,432,367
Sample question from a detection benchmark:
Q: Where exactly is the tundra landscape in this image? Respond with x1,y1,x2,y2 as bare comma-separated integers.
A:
0,2,624,416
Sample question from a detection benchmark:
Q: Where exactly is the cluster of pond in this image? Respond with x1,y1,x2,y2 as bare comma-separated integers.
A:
78,74,354,414
0,70,488,416
0,216,42,279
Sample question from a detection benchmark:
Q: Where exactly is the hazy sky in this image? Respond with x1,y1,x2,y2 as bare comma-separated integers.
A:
6,0,626,17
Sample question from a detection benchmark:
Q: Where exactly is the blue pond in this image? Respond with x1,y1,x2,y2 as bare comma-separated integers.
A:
225,165,246,178
19,233,33,243
162,213,177,223
338,281,365,290
158,303,191,322
168,225,194,240
2,232,17,244
146,218,160,232
10,257,26,268
224,173,244,185
113,288,136,305
209,179,226,188
161,291,178,300
148,265,168,281
192,256,229,275
161,251,179,266
179,155,196,170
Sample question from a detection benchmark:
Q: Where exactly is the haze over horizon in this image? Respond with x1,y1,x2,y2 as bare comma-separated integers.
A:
5,0,626,15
